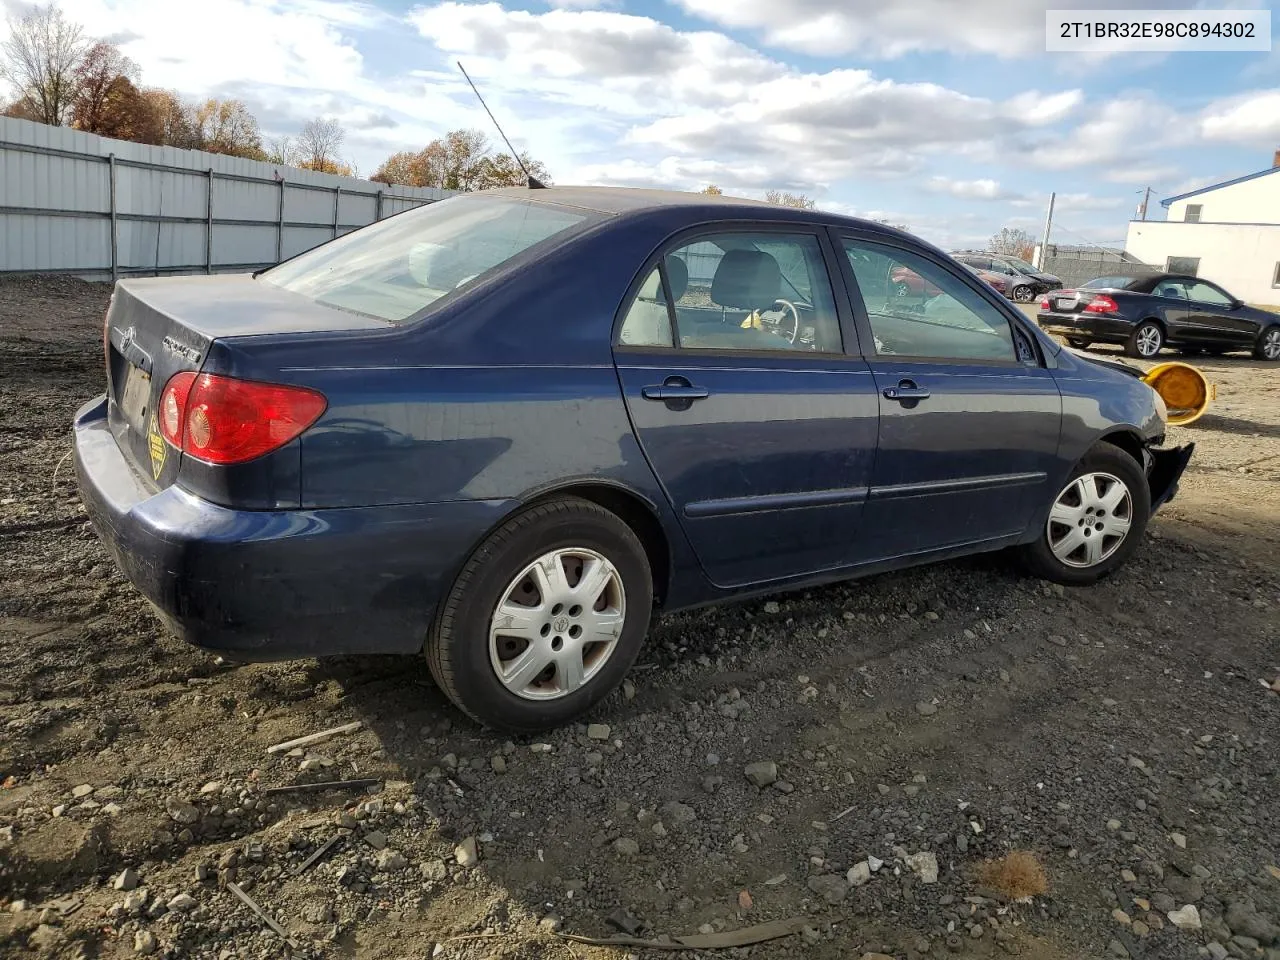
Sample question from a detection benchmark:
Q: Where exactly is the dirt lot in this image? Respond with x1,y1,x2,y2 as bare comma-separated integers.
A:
1,276,1277,960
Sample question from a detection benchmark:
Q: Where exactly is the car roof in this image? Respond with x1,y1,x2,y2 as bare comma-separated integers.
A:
477,185,912,238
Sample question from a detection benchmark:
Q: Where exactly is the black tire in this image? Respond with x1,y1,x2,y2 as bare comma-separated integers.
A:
1012,285,1033,303
1124,320,1164,359
1066,337,1091,349
1020,443,1151,587
1254,325,1280,362
426,497,652,732
1179,346,1203,356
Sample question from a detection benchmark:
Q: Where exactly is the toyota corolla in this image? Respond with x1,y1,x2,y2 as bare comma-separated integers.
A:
74,186,1193,731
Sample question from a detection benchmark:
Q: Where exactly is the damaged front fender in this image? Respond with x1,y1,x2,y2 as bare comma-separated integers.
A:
1146,442,1194,514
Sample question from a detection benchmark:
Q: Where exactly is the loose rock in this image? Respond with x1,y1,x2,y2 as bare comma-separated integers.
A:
744,761,778,787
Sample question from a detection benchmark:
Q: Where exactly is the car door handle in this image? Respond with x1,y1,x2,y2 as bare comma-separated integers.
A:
642,381,710,401
883,381,931,402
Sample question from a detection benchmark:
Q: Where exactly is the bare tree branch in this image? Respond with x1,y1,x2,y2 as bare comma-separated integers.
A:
0,3,88,125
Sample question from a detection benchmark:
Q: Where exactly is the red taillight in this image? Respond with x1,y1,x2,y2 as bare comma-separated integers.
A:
1038,295,1050,310
1084,295,1118,314
156,372,326,465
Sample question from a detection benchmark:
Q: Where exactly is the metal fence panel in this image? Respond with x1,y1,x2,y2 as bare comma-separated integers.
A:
0,116,455,279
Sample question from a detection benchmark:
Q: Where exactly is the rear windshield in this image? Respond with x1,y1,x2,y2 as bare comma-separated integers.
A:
1081,276,1139,290
260,195,591,323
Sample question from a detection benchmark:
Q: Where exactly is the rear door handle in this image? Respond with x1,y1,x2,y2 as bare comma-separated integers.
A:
882,381,931,402
642,379,710,402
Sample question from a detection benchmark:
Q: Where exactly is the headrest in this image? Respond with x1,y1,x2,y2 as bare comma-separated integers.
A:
665,255,688,302
711,249,780,310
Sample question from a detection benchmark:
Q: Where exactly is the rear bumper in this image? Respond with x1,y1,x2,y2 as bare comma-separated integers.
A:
73,395,513,660
1038,312,1135,342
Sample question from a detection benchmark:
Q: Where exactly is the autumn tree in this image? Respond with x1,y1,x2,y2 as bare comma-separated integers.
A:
372,128,550,190
700,184,723,195
764,189,816,209
989,226,1035,260
0,3,87,125
69,42,139,134
192,98,263,158
136,88,198,148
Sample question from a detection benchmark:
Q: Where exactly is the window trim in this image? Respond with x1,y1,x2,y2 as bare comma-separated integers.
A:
832,228,1044,368
1184,204,1202,223
610,220,862,359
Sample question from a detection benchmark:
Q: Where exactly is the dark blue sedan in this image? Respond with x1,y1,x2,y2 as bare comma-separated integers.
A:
74,187,1193,731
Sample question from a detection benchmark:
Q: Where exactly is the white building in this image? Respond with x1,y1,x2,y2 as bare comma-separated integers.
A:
1124,153,1280,306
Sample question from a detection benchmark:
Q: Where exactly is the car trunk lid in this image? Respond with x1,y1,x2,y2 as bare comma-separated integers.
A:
103,274,389,490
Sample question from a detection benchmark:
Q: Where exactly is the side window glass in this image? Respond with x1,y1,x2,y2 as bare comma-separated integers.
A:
1155,281,1186,299
664,233,842,353
1184,281,1231,306
842,240,1017,362
617,266,674,347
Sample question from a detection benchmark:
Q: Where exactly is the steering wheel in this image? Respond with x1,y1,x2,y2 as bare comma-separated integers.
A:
766,299,800,344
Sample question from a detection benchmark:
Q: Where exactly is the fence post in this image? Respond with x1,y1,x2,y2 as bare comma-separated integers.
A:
205,169,214,275
276,177,285,263
332,186,341,239
108,154,118,282
375,189,383,222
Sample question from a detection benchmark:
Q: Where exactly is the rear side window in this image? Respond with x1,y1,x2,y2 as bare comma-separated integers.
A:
842,239,1017,362
658,232,843,353
261,195,589,323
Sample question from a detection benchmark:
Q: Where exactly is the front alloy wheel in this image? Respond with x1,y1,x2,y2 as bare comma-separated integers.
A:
1020,442,1151,586
1047,473,1132,568
1013,285,1033,303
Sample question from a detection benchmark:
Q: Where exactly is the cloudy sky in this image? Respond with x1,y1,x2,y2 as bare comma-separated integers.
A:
4,0,1280,249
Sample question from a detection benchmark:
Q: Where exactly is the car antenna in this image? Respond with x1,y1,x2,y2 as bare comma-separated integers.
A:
456,60,546,189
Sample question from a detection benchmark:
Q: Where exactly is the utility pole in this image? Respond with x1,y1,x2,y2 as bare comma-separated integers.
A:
1137,186,1153,221
1037,192,1055,270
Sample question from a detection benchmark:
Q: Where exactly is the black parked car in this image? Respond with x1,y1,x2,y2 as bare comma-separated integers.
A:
1038,274,1280,361
953,254,1062,303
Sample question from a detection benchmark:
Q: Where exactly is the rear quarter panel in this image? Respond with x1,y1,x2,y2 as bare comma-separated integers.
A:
201,212,710,605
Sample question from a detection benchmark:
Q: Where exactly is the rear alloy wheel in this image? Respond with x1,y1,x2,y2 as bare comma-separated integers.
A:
1125,321,1164,359
1066,337,1092,349
1012,285,1033,303
1020,443,1151,586
426,497,652,732
1255,325,1280,362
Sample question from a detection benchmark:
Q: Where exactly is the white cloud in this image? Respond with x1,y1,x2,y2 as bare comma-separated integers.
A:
1198,89,1280,145
925,177,1009,201
669,0,1175,59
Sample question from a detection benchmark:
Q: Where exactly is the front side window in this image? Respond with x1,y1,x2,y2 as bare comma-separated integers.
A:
261,195,590,323
1183,281,1232,306
842,239,1017,362
660,233,843,353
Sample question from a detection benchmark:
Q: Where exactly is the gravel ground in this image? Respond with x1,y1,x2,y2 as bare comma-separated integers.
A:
1,276,1277,960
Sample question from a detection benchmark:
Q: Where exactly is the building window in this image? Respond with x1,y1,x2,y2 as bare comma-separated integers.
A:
1273,262,1280,289
1167,256,1200,276
1184,204,1202,223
